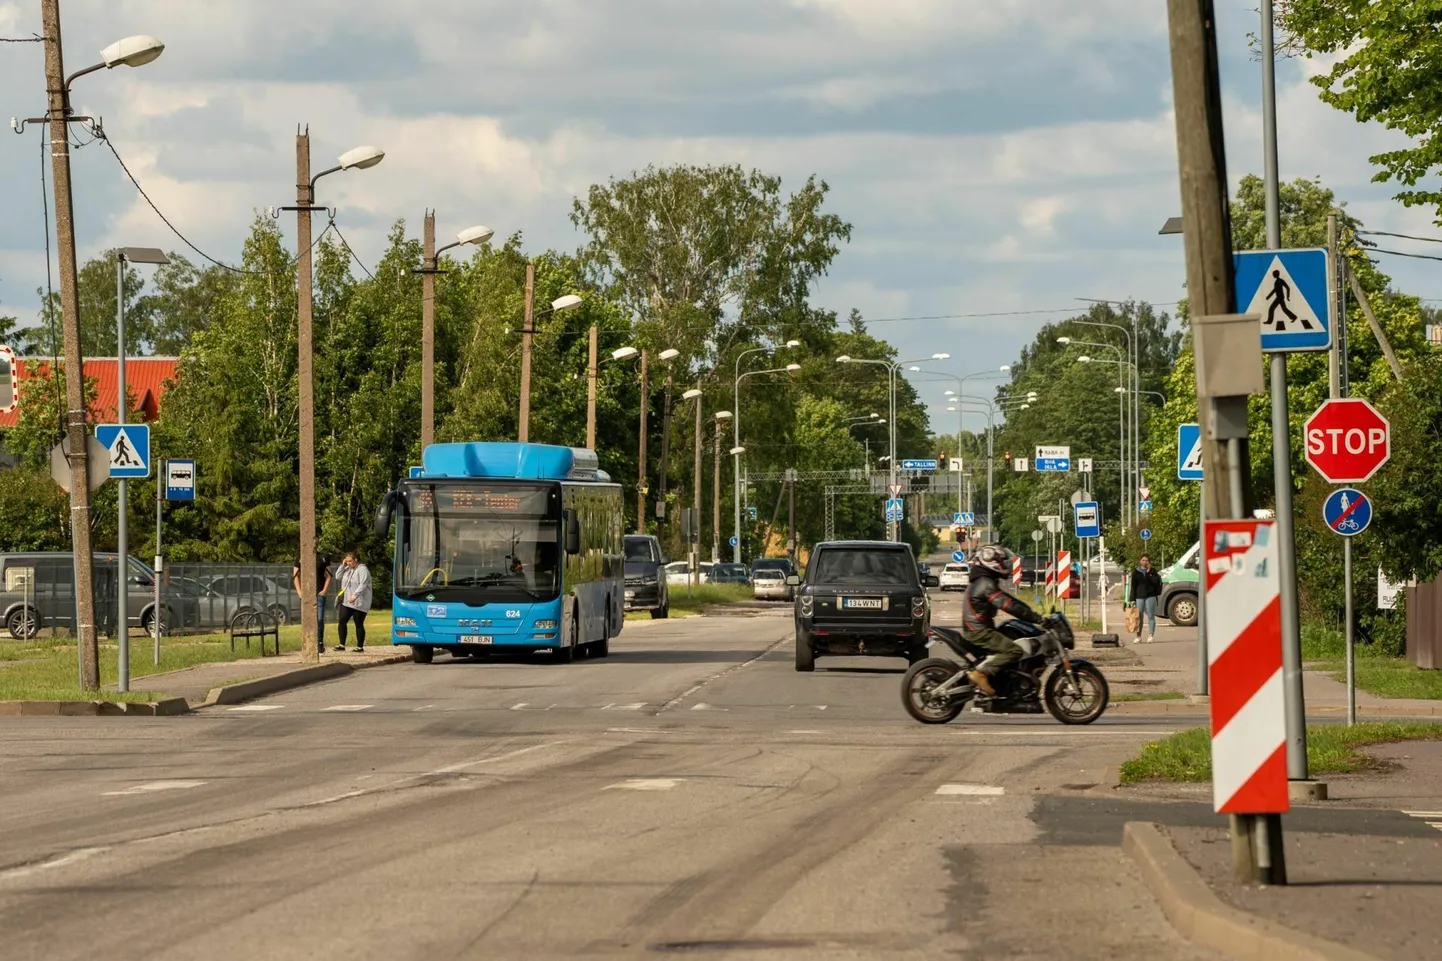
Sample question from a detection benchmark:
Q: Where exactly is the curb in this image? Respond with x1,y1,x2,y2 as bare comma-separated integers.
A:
1122,821,1380,961
200,652,411,707
0,696,190,717
1108,700,1442,718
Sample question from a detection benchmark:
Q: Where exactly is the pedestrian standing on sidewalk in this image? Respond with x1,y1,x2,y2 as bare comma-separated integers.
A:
335,551,372,652
292,553,335,653
1127,554,1163,644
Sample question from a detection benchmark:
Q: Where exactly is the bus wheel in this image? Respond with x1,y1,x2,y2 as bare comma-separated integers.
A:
411,645,434,664
593,619,610,659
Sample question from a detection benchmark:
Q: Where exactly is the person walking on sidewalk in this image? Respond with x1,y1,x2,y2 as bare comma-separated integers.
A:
1127,554,1163,644
292,553,335,653
335,551,372,652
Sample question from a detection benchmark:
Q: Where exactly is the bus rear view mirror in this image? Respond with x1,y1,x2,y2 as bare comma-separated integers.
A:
564,509,581,555
374,491,398,538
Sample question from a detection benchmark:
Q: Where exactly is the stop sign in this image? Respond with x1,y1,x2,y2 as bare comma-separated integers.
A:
1304,398,1390,483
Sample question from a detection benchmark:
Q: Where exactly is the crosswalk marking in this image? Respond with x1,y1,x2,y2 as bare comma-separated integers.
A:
602,702,647,711
226,704,282,712
103,779,208,797
1402,810,1442,833
935,784,1004,796
605,778,683,791
322,704,373,712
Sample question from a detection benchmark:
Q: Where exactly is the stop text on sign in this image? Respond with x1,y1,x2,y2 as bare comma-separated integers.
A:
1306,427,1386,458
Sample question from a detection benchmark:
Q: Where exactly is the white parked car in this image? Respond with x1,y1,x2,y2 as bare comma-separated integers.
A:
938,562,969,592
664,561,713,585
752,568,792,601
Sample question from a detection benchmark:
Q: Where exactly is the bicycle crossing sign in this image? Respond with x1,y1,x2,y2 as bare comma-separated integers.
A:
1178,423,1203,480
1323,487,1372,537
1234,247,1331,353
95,424,151,479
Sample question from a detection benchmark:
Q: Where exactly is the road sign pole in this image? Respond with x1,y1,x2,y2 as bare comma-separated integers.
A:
1345,536,1355,725
155,458,162,666
116,256,129,693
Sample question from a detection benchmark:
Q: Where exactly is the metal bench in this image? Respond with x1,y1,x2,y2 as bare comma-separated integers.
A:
229,609,280,656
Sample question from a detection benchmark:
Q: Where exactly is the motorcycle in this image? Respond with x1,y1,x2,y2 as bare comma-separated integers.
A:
900,611,1109,725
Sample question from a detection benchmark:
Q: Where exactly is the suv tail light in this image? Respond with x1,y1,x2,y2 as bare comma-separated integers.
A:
799,594,813,616
911,596,927,618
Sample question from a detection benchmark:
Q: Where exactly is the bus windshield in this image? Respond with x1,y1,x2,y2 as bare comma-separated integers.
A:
397,482,562,604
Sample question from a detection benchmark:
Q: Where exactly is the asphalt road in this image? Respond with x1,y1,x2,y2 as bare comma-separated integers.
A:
0,602,1233,960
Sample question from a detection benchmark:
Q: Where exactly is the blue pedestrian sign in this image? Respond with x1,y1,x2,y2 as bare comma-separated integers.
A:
884,498,905,522
1177,423,1203,481
408,465,423,478
1234,247,1331,353
1323,487,1371,537
901,459,938,471
954,512,976,526
951,549,967,563
1139,528,1152,541
95,424,150,479
1138,499,1153,513
1074,501,1101,538
165,459,196,501
729,535,739,548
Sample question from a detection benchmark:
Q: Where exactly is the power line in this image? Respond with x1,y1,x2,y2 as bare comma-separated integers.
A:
327,222,375,281
1,34,43,42
1367,247,1442,263
1356,229,1442,244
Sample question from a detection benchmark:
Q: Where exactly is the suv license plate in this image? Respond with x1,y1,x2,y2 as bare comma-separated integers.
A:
459,635,493,645
624,590,636,600
843,598,883,609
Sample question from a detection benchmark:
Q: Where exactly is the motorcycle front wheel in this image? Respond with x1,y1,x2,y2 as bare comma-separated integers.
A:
901,658,967,724
1043,663,1110,725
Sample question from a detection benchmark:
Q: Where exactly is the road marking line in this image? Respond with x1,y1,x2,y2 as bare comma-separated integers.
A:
412,705,435,712
690,703,729,711
788,730,823,734
103,780,209,797
299,741,573,809
813,705,828,710
603,702,646,711
227,704,283,712
322,704,373,712
510,703,528,711
605,778,683,791
1402,811,1442,817
607,727,671,734
655,635,789,713
0,846,111,881
935,784,1005,796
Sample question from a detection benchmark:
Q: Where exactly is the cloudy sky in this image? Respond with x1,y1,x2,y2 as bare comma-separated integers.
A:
1,0,1437,429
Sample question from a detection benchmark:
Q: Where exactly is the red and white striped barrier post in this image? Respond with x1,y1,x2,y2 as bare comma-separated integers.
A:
1043,561,1055,599
1205,518,1288,883
1011,555,1022,586
1056,550,1071,602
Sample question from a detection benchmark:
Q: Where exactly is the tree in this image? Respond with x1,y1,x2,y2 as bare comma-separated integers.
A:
141,254,238,355
1279,1,1442,217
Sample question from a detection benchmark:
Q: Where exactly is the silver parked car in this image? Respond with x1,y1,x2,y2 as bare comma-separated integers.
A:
752,569,793,601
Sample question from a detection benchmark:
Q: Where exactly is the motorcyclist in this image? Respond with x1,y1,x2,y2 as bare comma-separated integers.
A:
963,544,1046,697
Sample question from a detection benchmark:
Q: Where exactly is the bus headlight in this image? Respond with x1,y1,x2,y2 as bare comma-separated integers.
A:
534,619,557,630
395,617,416,627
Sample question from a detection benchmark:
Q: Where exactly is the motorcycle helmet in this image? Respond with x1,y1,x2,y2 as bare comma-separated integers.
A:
972,543,1012,576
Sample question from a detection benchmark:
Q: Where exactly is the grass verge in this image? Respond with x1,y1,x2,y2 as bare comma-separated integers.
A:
0,615,394,702
1313,659,1442,700
626,583,756,620
1120,722,1442,783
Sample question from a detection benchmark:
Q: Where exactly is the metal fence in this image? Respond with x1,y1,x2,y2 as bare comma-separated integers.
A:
157,563,305,634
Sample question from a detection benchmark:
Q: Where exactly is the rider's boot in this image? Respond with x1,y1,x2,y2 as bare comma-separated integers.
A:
967,671,995,697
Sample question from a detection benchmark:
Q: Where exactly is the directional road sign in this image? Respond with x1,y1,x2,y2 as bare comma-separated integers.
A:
1074,502,1101,538
408,465,424,478
165,459,196,501
1034,445,1070,472
1323,487,1372,537
1235,247,1331,352
884,498,905,523
95,423,151,479
901,459,938,471
951,550,967,563
954,512,975,526
1140,528,1152,541
1014,457,1030,472
1177,423,1204,480
1078,457,1093,473
1304,397,1390,484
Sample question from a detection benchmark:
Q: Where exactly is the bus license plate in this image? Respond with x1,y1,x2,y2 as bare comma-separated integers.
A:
843,597,883,609
459,635,493,645
624,590,635,600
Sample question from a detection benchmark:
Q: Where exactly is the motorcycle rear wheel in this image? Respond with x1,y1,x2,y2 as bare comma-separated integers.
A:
901,658,967,724
1043,663,1109,725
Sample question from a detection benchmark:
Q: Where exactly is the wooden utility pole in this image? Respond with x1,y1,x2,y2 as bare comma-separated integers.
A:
657,376,673,538
586,325,598,449
41,0,100,689
637,349,649,532
712,417,725,562
518,262,535,442
295,129,320,664
421,210,437,449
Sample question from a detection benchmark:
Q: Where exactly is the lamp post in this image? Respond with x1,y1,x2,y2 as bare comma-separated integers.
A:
113,247,168,692
653,348,682,538
518,288,583,442
290,135,384,663
732,363,801,558
713,411,732,562
1066,311,1140,524
588,342,640,451
416,217,492,449
684,385,703,587
1060,335,1136,525
731,341,800,562
848,417,885,473
34,7,165,691
1074,353,1129,529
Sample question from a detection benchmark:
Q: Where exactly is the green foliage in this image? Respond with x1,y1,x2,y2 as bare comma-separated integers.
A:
0,468,70,550
1280,0,1442,216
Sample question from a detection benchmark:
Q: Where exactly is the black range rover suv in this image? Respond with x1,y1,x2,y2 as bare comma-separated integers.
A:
793,541,938,672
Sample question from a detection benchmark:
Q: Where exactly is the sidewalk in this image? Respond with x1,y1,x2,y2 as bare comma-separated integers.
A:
1094,598,1442,717
118,645,410,708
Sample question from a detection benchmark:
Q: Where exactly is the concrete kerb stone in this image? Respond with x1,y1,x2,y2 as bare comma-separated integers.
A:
200,652,412,707
1107,700,1442,718
0,696,191,716
1122,821,1380,961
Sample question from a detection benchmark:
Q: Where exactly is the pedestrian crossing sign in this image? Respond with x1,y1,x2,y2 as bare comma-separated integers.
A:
1234,247,1331,353
1177,423,1203,481
95,424,151,479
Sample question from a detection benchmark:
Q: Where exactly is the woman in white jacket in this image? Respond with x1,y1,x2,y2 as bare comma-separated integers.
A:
336,551,373,652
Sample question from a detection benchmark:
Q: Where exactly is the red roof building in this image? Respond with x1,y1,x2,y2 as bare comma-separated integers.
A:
0,354,180,428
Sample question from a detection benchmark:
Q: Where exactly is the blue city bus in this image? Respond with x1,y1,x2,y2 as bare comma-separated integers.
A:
374,442,624,663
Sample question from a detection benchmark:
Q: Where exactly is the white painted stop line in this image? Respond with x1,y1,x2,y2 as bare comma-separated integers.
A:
935,784,1004,796
605,778,683,791
103,780,208,797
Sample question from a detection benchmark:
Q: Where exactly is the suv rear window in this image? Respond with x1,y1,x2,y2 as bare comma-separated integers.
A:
811,550,915,586
624,537,660,562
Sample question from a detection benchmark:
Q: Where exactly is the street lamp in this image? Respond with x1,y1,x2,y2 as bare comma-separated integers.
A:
518,281,583,443
682,386,704,588
289,134,385,663
29,4,166,691
712,410,733,562
1074,353,1129,526
732,363,803,561
731,341,803,562
1066,338,1136,525
114,247,168,692
417,216,493,449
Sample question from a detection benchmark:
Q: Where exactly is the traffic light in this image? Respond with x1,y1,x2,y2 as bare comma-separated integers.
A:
1003,451,1013,466
938,452,949,471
